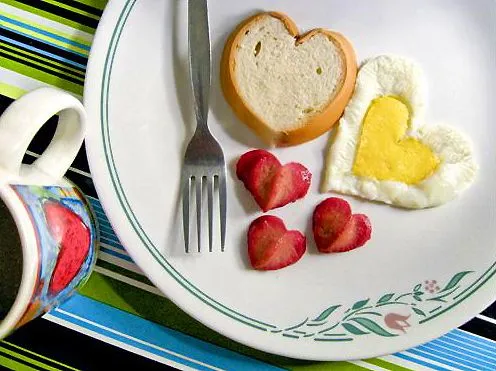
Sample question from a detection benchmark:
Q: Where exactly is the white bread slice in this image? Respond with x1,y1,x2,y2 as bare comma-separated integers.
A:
221,12,357,147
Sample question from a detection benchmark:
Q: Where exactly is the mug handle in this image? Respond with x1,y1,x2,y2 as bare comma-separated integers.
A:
0,87,85,183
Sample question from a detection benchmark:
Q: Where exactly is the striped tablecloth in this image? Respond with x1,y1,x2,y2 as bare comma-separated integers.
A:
0,1,495,370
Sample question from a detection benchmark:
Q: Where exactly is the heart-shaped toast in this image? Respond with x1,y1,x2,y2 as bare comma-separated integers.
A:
322,55,478,208
248,215,306,270
221,12,357,147
236,150,311,212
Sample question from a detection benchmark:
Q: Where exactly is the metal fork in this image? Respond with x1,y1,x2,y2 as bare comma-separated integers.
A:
181,0,226,253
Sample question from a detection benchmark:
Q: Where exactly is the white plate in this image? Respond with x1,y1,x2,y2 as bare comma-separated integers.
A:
84,0,496,360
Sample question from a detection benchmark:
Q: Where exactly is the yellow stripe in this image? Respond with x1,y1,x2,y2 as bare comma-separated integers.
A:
1,49,84,82
0,346,62,371
2,341,80,371
0,82,26,99
42,0,100,21
1,42,86,76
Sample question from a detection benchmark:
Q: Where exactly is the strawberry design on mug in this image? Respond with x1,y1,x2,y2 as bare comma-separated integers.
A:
43,200,91,296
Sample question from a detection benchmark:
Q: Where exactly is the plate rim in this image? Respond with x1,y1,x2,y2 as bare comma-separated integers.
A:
83,0,496,360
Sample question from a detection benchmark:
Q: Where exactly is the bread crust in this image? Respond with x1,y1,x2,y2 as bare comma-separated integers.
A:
220,12,358,147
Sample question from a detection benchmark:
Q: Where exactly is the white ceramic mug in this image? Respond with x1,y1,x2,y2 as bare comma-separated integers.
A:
0,87,98,339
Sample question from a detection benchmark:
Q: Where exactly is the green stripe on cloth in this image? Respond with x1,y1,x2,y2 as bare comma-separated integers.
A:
1,341,79,371
74,0,107,11
78,271,367,370
363,358,412,371
95,258,154,286
0,82,25,99
0,354,37,371
1,49,84,82
2,0,95,34
0,8,92,46
288,363,370,371
0,345,63,371
1,42,86,76
42,0,100,21
0,56,83,95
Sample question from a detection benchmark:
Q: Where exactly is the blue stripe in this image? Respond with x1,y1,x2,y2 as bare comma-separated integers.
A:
447,330,496,352
88,198,104,211
405,348,478,371
0,35,87,69
99,246,134,263
394,353,451,371
432,337,496,363
98,222,117,236
0,15,91,50
415,342,495,370
100,236,125,251
94,211,112,228
52,295,284,371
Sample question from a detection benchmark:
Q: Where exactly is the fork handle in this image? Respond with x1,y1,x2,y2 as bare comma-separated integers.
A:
188,0,211,132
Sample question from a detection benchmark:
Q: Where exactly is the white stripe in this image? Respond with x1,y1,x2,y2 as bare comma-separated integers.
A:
350,360,388,371
42,313,198,371
476,314,496,325
93,266,165,297
405,348,479,371
51,308,224,371
100,242,128,255
0,3,94,42
387,353,459,371
24,150,92,177
97,251,144,275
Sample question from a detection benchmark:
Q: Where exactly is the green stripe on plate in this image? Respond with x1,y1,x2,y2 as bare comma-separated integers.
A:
1,341,80,371
2,0,95,34
1,42,86,76
363,358,413,371
1,21,89,55
0,56,83,95
42,0,100,21
0,346,61,371
0,82,25,99
0,8,93,46
0,354,38,371
1,49,84,82
73,0,108,11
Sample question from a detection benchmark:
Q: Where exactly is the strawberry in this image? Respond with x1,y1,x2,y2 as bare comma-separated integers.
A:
43,200,91,296
313,197,371,253
244,155,281,210
265,163,312,211
236,149,279,182
236,150,311,212
248,215,306,270
326,214,371,253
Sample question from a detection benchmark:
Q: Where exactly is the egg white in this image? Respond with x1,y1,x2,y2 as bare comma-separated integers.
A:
322,55,478,209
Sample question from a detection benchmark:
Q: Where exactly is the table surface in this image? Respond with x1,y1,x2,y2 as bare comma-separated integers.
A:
0,1,495,370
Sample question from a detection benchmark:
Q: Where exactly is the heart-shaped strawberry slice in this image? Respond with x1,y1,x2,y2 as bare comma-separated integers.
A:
236,150,311,211
43,200,91,296
248,215,306,270
313,197,372,253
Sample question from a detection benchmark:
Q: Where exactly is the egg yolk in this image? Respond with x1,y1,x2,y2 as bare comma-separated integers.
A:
353,96,439,184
